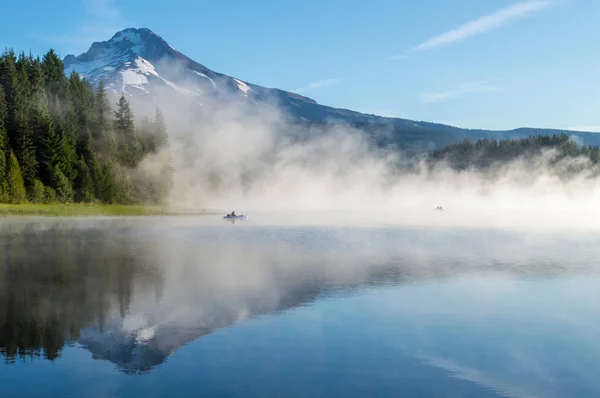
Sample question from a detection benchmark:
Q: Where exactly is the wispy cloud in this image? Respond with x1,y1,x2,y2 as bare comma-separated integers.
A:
416,355,540,398
83,0,121,21
420,80,501,104
413,1,555,52
41,0,130,53
293,78,341,93
565,125,600,133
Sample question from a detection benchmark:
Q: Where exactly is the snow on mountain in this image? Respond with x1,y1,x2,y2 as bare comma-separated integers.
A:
63,28,600,150
63,27,383,124
233,78,251,96
64,27,274,110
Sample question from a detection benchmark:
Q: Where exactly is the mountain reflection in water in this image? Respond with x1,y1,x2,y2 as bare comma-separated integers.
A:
1,217,599,376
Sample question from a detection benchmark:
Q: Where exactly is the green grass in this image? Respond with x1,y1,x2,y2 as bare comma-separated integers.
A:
0,203,182,217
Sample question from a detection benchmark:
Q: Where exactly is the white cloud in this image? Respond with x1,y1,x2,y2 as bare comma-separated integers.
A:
416,355,540,398
413,1,555,52
293,78,341,93
420,80,501,104
565,126,600,133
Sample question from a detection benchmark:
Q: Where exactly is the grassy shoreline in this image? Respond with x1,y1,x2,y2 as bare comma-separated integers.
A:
0,204,214,217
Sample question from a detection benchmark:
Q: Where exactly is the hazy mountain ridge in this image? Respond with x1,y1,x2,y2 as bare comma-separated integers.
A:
63,28,600,149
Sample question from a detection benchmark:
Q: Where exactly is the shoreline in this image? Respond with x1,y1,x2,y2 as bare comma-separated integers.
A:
0,204,218,217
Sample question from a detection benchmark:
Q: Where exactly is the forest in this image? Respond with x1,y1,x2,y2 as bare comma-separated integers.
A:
428,133,600,171
0,48,173,205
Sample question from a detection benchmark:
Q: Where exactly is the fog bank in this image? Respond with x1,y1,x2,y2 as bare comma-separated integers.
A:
126,61,600,231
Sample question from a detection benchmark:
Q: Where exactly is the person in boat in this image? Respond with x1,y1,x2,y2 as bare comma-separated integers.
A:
231,211,236,217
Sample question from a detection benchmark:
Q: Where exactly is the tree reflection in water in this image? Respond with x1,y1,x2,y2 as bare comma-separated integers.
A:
0,220,164,364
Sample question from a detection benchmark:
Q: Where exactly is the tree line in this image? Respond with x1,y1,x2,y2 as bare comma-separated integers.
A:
428,133,600,171
0,48,173,204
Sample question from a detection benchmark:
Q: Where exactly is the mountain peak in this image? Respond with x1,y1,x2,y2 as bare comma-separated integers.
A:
109,27,156,40
107,27,171,53
63,27,175,66
62,27,322,111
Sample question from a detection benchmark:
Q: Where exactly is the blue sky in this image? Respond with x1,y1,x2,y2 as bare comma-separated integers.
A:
2,0,599,131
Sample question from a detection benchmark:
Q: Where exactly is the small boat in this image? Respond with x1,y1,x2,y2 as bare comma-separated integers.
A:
223,214,248,219
434,206,444,211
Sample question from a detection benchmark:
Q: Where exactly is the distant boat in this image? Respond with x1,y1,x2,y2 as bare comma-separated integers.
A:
223,214,248,219
434,206,444,211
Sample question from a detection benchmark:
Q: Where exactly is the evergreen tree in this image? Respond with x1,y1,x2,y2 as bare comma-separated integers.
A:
50,164,74,203
591,147,600,163
31,91,55,182
113,94,142,166
67,71,94,134
74,155,94,202
96,161,117,204
14,121,37,190
38,114,62,186
0,46,176,205
0,50,25,145
30,179,45,203
41,49,66,99
138,115,153,152
93,81,116,157
59,126,78,182
27,54,45,94
7,150,26,203
0,86,9,201
16,52,32,100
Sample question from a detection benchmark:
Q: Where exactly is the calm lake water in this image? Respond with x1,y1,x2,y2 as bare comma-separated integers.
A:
2,215,600,397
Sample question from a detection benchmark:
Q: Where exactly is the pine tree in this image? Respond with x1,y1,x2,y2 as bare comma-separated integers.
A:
97,161,117,204
0,50,25,145
0,86,9,202
30,179,45,203
7,150,26,203
86,153,101,199
27,54,45,93
59,126,78,182
50,164,74,203
0,50,38,189
67,71,94,135
38,115,62,186
148,108,170,153
41,49,66,100
93,81,116,157
138,115,153,152
14,121,37,190
74,155,94,202
16,52,32,101
113,94,141,166
0,46,177,205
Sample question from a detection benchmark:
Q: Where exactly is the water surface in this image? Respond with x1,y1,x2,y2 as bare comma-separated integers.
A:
1,215,600,397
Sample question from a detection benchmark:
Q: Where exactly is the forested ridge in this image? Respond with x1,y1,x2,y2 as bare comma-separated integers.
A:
429,134,600,171
0,48,173,205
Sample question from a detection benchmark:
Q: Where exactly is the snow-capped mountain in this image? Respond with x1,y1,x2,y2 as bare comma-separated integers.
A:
64,29,248,100
63,28,342,121
63,28,411,126
64,28,600,148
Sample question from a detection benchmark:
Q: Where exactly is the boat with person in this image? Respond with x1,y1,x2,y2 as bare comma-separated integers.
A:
223,211,248,219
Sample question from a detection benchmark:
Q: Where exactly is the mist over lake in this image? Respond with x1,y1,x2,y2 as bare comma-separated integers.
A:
2,215,600,398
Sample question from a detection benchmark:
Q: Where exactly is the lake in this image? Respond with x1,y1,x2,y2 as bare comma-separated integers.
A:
1,214,600,397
